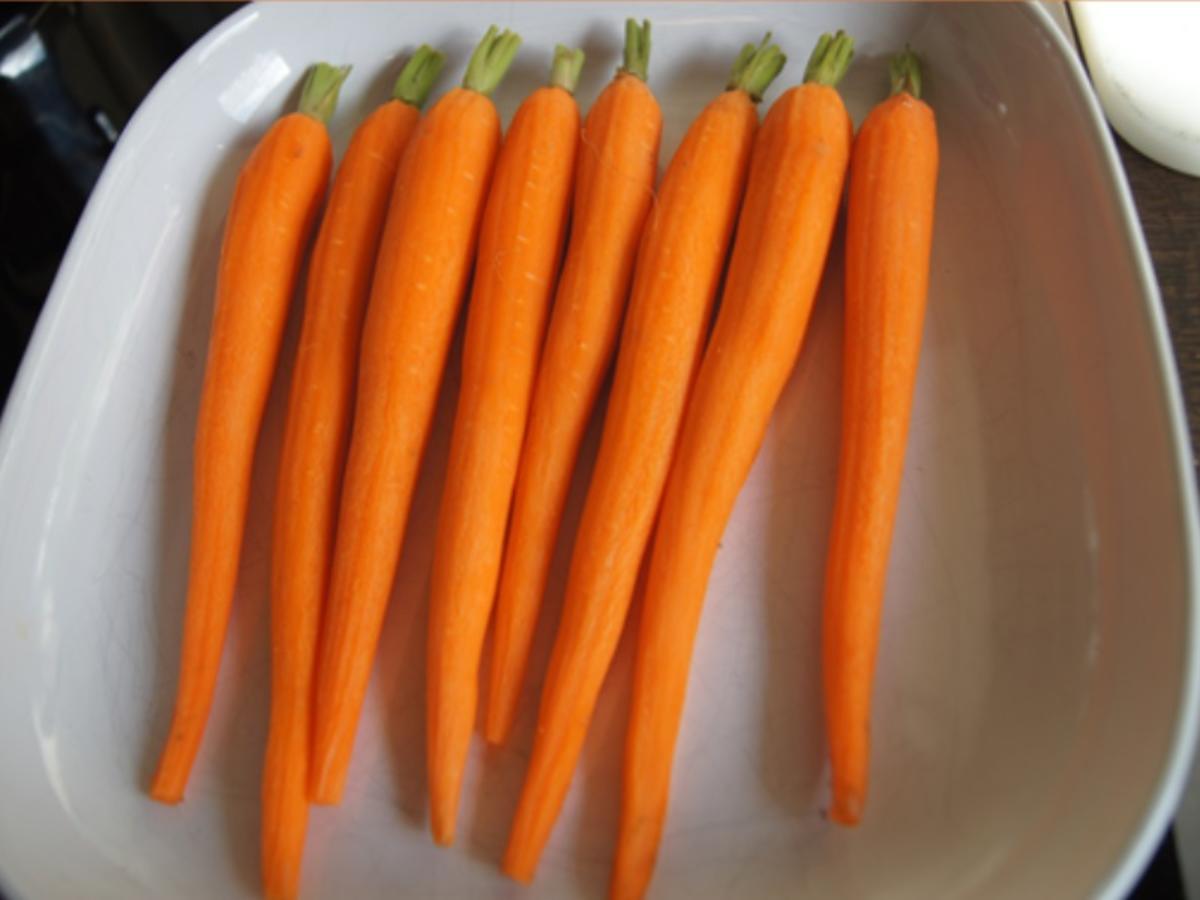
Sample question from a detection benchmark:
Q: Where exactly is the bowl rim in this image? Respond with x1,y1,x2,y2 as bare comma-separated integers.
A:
0,3,1195,898
1017,1,1200,896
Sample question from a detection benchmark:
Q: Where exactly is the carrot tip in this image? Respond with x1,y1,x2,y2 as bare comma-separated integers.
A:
889,47,923,99
298,62,352,125
550,44,585,95
803,30,855,88
618,18,652,82
463,25,522,96
727,33,786,102
393,45,446,108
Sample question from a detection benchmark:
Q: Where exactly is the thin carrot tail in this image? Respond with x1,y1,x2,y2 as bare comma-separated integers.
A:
829,761,867,825
823,504,885,830
610,817,663,900
484,586,540,746
823,587,873,824
151,562,239,802
501,710,591,881
427,675,477,846
261,709,310,900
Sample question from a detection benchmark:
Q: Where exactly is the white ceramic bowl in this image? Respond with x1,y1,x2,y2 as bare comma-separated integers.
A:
0,3,1196,898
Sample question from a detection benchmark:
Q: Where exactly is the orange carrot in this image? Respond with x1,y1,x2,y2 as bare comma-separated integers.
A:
261,49,444,900
612,33,855,898
426,43,584,849
309,27,519,806
822,49,938,826
149,64,345,805
486,19,663,747
502,36,786,884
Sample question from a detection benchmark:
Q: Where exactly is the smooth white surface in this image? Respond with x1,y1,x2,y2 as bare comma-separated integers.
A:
0,4,1196,899
1074,1,1200,177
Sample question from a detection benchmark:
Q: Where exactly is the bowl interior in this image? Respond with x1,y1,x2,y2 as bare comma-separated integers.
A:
0,3,1192,899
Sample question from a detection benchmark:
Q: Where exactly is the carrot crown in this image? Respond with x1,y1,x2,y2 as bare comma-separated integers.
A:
727,33,786,103
393,45,446,108
619,18,652,82
550,44,585,94
463,25,523,97
298,63,351,125
890,48,923,99
803,30,855,88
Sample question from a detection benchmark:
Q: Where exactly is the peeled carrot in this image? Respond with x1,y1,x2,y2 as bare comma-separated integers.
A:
149,64,345,805
308,27,519,806
502,36,785,884
260,49,444,900
485,19,663,747
822,49,939,826
612,34,855,899
426,43,584,849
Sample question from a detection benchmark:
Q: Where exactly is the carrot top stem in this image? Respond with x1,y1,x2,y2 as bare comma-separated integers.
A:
727,32,786,102
889,47,923,99
619,18,652,81
393,45,446,107
550,44,585,94
803,29,855,87
298,63,351,125
463,25,523,96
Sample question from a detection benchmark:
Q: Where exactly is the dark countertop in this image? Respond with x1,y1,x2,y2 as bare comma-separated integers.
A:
1120,138,1200,460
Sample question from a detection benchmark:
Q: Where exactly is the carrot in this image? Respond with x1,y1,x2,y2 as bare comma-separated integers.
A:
260,49,444,900
308,27,520,806
822,49,938,827
426,43,584,848
149,64,346,805
611,33,855,898
502,36,785,884
485,19,663,747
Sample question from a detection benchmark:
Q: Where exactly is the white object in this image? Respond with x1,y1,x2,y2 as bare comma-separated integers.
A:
1073,1,1200,177
0,3,1196,899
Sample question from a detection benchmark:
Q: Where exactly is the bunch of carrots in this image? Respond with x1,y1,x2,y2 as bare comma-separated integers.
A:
149,19,938,900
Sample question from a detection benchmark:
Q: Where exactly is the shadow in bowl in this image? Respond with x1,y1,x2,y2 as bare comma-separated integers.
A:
757,226,846,822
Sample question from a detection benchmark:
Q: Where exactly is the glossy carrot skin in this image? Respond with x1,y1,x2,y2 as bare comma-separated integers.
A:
427,82,580,847
486,71,662,746
151,112,331,804
310,87,501,804
823,89,938,826
503,88,758,884
262,99,419,900
613,84,852,899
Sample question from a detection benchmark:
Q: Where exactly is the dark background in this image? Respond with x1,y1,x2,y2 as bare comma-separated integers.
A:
0,3,1193,898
